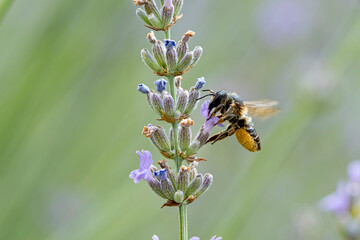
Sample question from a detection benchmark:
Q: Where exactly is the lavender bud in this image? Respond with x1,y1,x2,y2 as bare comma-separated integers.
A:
174,190,184,203
176,31,194,62
162,0,174,28
150,126,171,153
185,174,202,197
144,0,161,20
184,140,200,156
141,49,163,73
154,169,167,181
158,159,177,187
195,77,206,90
160,0,164,6
176,166,189,192
173,0,183,16
136,8,152,26
176,89,188,113
191,46,203,66
154,78,167,93
195,127,210,148
150,92,164,115
163,92,175,117
147,31,157,44
188,162,198,181
148,178,167,199
177,51,193,73
137,83,150,94
175,76,182,89
148,13,163,29
160,179,175,200
165,39,177,73
153,40,167,70
195,173,213,197
169,128,174,150
183,87,200,115
178,119,193,152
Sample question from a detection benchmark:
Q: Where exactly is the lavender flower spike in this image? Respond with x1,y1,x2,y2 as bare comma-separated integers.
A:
348,160,360,182
318,181,351,216
129,150,154,183
200,100,224,133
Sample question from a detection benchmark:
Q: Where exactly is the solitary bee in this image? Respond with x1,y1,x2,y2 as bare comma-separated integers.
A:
201,90,279,152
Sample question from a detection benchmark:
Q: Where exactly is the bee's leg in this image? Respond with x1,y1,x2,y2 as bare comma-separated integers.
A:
206,125,238,144
216,114,237,124
208,104,225,120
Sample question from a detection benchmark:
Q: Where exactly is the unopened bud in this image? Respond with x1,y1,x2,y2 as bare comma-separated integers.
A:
165,40,177,73
177,51,193,73
185,140,200,156
144,0,161,20
176,31,194,62
185,174,202,196
175,76,182,89
153,40,167,70
150,92,164,115
147,31,157,44
176,166,189,192
150,125,171,153
148,178,167,199
195,173,213,197
184,87,200,115
174,190,184,203
191,46,203,66
188,162,199,181
136,8,152,26
161,179,175,200
163,93,175,117
173,0,184,17
162,0,174,28
154,169,167,181
137,83,150,94
178,119,193,151
176,89,188,113
141,49,163,73
148,13,163,29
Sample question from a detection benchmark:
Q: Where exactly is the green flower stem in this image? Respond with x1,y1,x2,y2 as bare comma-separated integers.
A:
165,29,171,39
0,0,13,23
179,203,188,240
166,74,188,240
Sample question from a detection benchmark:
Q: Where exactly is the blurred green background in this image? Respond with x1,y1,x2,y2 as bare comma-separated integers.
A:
0,0,359,239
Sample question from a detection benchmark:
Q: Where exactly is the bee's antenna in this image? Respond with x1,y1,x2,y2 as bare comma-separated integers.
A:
196,93,214,101
202,89,214,93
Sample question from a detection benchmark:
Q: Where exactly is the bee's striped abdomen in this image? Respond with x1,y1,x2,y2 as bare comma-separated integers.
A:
235,120,261,152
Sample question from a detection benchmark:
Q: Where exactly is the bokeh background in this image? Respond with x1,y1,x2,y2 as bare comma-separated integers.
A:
0,0,359,239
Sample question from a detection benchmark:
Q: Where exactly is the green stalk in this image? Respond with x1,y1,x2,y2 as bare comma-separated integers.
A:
166,74,187,240
165,29,171,39
0,0,13,23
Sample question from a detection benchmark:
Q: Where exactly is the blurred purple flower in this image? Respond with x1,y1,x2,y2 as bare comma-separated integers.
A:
200,100,224,133
348,160,360,182
255,0,311,47
319,181,350,216
152,235,159,240
129,150,154,183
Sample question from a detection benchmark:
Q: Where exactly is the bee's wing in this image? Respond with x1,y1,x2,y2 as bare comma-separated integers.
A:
245,99,280,119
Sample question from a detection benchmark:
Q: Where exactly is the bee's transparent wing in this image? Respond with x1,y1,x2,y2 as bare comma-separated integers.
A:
245,99,280,119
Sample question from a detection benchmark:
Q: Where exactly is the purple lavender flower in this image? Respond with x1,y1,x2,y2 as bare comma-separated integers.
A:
319,181,351,216
138,83,150,94
154,169,167,181
164,39,176,49
152,235,159,240
348,160,360,182
210,236,222,240
200,100,224,133
154,79,168,93
195,77,206,90
129,150,154,183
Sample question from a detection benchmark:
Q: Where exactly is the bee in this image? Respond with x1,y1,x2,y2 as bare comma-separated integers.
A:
201,90,279,152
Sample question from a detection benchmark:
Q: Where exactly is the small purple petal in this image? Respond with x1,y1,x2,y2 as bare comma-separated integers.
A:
200,101,224,133
348,160,360,182
319,181,350,215
152,235,160,240
189,237,200,240
210,236,222,240
200,100,210,118
130,150,154,183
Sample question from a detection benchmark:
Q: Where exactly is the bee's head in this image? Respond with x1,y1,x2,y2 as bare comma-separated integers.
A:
208,90,228,113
